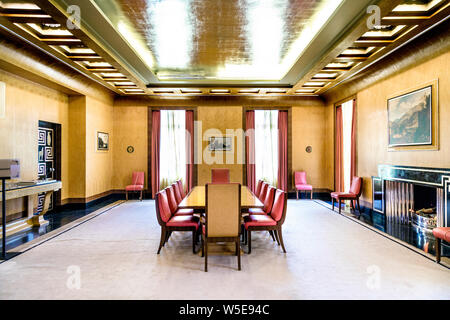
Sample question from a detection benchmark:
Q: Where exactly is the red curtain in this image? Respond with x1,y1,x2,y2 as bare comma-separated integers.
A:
277,111,288,192
335,106,344,192
185,110,194,194
151,110,160,198
350,100,357,180
245,111,256,193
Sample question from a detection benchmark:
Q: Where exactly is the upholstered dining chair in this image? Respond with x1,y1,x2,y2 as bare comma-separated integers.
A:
166,185,194,216
244,188,287,254
155,189,200,254
331,176,363,217
172,182,183,204
125,171,145,201
211,169,230,183
258,182,269,202
202,183,241,272
255,180,263,198
177,179,186,198
248,186,276,216
294,171,313,200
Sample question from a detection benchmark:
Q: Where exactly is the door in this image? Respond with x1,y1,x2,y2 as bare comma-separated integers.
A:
37,121,61,213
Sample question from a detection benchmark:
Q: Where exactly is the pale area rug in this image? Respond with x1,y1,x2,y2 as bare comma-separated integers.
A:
0,200,448,300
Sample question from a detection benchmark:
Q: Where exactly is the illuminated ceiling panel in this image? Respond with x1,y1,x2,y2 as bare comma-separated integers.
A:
92,0,344,81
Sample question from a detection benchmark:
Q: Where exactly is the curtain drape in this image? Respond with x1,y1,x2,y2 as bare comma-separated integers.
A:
159,110,186,189
151,110,161,198
350,99,357,180
335,106,343,192
185,110,194,193
277,111,288,192
255,110,278,186
245,111,256,193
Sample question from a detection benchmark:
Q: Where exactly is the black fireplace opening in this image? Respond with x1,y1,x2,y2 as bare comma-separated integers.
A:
413,184,437,211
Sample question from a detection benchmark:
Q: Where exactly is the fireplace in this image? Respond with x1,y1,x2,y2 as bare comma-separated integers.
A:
376,165,450,229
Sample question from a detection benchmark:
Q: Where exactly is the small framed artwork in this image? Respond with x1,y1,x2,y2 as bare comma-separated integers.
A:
97,132,109,151
208,136,232,152
387,80,438,151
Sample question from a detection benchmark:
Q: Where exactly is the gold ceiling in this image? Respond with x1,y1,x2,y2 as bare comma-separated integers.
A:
92,0,343,81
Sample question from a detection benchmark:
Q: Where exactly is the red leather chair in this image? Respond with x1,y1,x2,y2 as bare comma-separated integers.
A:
258,182,269,202
172,182,183,204
248,186,276,215
433,227,450,263
331,176,363,217
166,185,194,216
211,169,230,183
125,171,145,201
244,189,287,254
155,189,200,254
294,171,313,200
255,180,263,198
177,179,186,198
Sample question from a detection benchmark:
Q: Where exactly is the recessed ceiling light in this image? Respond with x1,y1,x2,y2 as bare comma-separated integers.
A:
238,89,260,94
153,89,174,94
266,89,287,94
295,89,316,93
210,89,230,94
181,89,202,94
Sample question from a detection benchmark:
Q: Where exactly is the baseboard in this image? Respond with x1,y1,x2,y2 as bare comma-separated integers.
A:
288,189,332,201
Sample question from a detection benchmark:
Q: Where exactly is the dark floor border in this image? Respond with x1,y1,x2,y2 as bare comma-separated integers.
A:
313,199,450,270
0,200,125,264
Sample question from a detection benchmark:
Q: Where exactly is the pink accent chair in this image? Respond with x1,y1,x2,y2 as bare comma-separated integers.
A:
244,189,287,254
255,180,263,198
166,185,194,216
248,186,276,216
177,180,186,198
211,169,230,183
126,171,145,201
155,189,199,254
295,171,313,200
433,227,450,263
258,182,269,202
331,176,363,217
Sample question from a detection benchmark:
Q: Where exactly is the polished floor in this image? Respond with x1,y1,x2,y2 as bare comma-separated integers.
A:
0,200,449,300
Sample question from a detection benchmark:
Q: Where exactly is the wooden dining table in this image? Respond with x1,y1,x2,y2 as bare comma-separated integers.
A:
178,186,263,210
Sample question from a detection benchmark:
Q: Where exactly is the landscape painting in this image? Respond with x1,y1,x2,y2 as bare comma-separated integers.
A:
388,85,432,147
97,132,109,151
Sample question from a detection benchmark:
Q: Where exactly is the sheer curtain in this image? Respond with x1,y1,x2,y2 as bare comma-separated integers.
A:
341,99,354,192
255,110,278,186
159,110,186,189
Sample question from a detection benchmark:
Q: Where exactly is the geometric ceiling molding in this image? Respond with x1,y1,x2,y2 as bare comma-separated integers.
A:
291,0,450,96
0,1,146,95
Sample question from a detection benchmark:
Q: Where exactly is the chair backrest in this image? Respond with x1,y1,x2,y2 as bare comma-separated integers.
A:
155,189,172,225
211,169,230,184
259,182,269,201
205,183,241,237
263,186,276,214
255,180,263,197
172,183,182,204
350,176,363,196
177,180,186,198
270,189,287,223
294,171,307,185
166,185,178,214
132,171,145,186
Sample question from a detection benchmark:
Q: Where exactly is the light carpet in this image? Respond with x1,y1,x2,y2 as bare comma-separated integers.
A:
0,200,448,300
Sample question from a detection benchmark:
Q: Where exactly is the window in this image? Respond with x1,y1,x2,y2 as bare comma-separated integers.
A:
341,100,354,192
159,110,186,189
255,110,278,186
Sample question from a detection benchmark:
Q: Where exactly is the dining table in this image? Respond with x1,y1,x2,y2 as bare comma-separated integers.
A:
178,185,263,210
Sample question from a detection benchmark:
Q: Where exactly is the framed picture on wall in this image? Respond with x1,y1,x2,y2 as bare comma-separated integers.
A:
97,132,109,151
208,136,232,152
387,80,439,151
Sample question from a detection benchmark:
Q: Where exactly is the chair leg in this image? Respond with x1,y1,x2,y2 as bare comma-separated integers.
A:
126,190,128,201
350,200,355,213
269,230,276,242
332,198,335,211
311,189,313,199
204,240,208,272
436,238,441,263
192,230,196,254
157,228,166,254
357,199,362,217
248,230,252,254
140,190,143,201
278,227,287,253
274,229,280,246
236,238,241,271
338,200,342,215
296,190,299,200
201,235,205,257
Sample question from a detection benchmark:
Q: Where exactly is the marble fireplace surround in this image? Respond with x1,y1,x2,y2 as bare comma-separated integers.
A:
378,164,450,228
